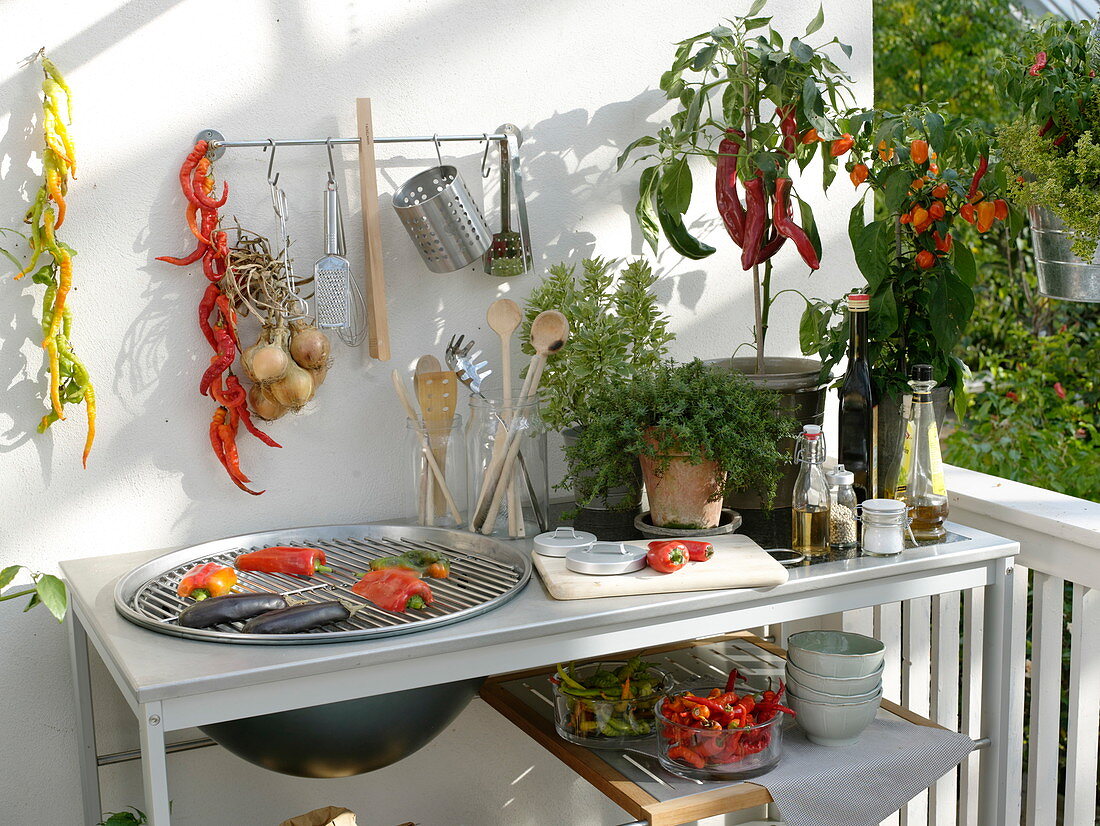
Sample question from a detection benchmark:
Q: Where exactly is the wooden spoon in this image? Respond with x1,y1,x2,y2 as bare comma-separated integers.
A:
475,310,569,533
487,299,523,536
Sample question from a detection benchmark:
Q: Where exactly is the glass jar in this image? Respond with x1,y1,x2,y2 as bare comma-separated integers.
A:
859,498,908,556
826,465,859,550
467,394,548,538
405,416,465,528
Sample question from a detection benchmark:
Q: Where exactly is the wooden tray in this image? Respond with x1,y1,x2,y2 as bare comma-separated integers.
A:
480,634,942,826
532,535,788,600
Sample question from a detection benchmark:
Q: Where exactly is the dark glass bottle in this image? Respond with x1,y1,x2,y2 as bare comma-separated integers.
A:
837,293,877,501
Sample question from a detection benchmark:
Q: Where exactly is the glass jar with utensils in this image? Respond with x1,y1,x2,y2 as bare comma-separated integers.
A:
405,417,465,528
467,394,549,539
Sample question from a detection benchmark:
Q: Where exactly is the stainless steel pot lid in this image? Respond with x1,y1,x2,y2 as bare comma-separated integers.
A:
533,526,597,557
565,542,648,575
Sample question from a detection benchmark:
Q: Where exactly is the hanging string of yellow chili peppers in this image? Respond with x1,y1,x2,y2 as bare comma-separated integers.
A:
13,50,95,467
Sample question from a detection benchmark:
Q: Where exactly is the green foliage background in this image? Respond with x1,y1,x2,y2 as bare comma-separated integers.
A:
874,0,1099,503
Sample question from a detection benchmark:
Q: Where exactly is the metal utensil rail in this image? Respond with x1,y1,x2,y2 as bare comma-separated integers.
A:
197,128,509,160
120,533,527,645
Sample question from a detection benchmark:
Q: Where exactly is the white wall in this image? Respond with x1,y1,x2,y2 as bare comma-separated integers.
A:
0,1,871,822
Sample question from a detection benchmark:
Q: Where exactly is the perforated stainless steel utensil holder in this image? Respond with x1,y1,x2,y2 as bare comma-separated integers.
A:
393,165,491,273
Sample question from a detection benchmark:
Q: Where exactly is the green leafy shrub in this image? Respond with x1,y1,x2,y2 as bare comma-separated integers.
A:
562,360,797,511
521,256,673,432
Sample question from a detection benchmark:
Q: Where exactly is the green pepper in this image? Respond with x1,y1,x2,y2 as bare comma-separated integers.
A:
40,284,57,338
656,188,716,260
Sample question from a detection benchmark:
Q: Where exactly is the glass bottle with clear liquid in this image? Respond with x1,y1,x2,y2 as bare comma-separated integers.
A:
893,364,949,541
792,425,831,556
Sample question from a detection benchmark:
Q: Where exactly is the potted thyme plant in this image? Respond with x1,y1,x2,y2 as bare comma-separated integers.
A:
999,15,1100,302
800,105,1008,491
522,256,673,511
563,360,795,534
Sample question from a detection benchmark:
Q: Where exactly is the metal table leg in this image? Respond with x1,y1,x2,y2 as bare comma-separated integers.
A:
68,612,102,825
139,700,172,825
977,557,1024,826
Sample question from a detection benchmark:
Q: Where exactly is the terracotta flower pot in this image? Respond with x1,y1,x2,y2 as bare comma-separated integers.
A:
639,431,726,530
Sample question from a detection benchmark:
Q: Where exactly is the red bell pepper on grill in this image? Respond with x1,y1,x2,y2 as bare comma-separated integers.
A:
352,568,433,613
646,541,688,574
235,546,331,577
177,562,237,600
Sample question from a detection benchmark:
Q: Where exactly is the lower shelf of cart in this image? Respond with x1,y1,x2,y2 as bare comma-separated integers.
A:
479,632,943,826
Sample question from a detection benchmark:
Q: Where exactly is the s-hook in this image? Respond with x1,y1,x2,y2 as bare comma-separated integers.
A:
480,133,492,179
432,133,445,172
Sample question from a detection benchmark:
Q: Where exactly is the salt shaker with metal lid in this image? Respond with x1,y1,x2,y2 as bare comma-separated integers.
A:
826,465,858,550
859,499,909,557
533,527,596,558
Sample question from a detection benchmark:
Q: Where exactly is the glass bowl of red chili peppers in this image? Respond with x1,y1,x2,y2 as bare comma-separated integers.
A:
655,680,794,780
551,657,675,749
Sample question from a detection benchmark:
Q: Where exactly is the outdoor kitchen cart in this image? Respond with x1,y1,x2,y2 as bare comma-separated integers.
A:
61,520,1021,825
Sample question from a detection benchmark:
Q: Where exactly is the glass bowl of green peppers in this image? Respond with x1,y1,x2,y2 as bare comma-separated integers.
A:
550,657,675,749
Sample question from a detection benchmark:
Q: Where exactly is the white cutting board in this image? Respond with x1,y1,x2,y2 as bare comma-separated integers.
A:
533,534,788,600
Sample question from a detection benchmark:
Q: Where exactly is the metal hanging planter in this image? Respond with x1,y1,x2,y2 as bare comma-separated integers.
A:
1029,206,1100,303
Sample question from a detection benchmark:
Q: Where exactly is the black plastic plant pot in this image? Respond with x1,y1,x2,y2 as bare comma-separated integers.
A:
199,677,483,778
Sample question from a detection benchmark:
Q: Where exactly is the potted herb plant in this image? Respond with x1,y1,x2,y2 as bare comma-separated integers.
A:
999,15,1100,302
563,360,796,535
522,256,673,510
617,4,858,536
617,2,855,372
800,105,1008,491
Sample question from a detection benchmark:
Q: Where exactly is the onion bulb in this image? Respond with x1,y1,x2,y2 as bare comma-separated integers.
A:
241,342,261,382
289,322,331,370
248,382,286,421
268,360,313,410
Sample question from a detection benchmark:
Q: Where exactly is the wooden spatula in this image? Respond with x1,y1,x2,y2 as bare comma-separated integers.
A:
414,356,458,523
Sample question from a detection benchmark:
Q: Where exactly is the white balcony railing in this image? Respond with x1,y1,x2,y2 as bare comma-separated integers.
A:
780,464,1099,825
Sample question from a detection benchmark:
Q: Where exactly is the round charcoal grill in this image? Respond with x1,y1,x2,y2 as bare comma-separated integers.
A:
115,524,531,644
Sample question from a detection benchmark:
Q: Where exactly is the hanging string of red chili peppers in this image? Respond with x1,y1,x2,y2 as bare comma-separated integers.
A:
158,140,280,494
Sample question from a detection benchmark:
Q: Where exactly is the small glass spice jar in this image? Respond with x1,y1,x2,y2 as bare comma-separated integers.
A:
859,498,909,557
826,465,859,550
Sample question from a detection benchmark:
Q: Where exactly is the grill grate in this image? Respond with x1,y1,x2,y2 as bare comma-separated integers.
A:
115,525,531,645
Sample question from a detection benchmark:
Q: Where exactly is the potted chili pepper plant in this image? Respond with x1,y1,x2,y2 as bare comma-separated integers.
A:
562,360,796,535
617,3,859,541
999,15,1100,302
799,105,1009,493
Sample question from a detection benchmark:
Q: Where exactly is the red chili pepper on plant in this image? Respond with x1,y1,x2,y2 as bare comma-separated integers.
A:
850,163,868,186
830,133,854,157
1028,51,1047,76
772,178,820,269
967,155,988,201
715,130,746,246
1054,382,1067,399
740,175,768,271
915,250,936,270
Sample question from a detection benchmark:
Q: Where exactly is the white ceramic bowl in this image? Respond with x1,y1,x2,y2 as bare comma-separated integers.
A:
785,658,884,697
788,688,882,747
786,677,881,704
787,630,885,678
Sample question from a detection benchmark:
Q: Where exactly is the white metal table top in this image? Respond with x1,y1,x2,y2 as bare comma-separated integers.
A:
60,521,1015,709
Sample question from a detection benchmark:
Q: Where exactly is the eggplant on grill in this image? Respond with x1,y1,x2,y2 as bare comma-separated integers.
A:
241,601,351,634
178,593,288,628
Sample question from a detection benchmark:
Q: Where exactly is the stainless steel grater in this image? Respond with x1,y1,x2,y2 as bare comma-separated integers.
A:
313,180,352,329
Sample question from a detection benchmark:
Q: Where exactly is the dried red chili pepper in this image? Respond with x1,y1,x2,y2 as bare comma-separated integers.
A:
198,283,220,350
179,140,208,207
200,325,236,396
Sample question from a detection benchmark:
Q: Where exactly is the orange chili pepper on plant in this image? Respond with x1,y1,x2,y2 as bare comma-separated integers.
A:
931,183,949,199
850,163,869,186
877,140,894,161
929,201,945,220
910,139,929,164
801,128,819,144
911,177,925,191
994,199,1008,221
976,201,996,233
900,212,912,224
830,133,854,157
933,231,953,253
915,250,936,269
960,203,976,224
910,206,929,228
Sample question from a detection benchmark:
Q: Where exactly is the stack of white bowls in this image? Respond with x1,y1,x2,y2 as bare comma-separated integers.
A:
785,630,885,747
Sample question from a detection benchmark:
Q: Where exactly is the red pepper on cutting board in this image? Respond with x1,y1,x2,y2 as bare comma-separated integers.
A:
646,541,688,574
235,546,331,577
177,562,237,600
679,540,714,562
352,569,434,613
